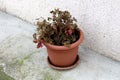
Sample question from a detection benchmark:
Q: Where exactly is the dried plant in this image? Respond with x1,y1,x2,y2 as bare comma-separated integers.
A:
33,9,80,48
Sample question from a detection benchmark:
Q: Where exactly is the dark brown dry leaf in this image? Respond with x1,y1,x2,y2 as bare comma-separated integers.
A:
73,17,77,22
50,10,54,13
33,33,37,39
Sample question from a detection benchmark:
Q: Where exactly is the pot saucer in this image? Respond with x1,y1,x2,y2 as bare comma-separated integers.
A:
47,55,80,70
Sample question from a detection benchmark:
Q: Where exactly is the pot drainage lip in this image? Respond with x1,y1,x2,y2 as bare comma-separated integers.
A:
47,55,80,70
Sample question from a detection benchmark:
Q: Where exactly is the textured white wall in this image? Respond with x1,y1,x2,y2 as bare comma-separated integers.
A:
0,0,120,61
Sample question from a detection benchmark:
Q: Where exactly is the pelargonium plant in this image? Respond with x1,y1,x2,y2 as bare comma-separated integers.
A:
33,9,80,48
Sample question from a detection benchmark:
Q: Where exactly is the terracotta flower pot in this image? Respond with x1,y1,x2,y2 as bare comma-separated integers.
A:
43,29,84,67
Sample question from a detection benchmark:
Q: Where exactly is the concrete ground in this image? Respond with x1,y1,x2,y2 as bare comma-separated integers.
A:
0,11,120,80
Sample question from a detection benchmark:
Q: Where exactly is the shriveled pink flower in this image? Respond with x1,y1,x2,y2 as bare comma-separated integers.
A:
37,42,43,48
67,28,73,35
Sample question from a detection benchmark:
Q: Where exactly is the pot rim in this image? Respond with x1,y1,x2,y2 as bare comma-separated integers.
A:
43,28,84,50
